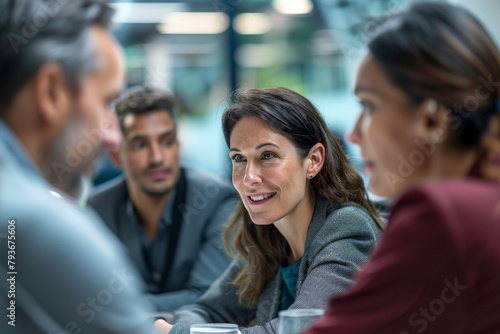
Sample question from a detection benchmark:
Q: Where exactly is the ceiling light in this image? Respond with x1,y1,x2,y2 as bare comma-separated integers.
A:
234,13,273,35
111,2,188,24
273,0,313,15
157,12,230,35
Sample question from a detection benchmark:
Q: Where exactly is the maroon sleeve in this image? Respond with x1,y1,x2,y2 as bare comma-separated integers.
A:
304,189,468,334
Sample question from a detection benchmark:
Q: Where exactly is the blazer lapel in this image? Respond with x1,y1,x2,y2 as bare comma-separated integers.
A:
115,189,151,281
303,196,330,253
256,269,283,324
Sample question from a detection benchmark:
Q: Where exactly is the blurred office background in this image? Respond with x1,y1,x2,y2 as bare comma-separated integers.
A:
94,0,500,185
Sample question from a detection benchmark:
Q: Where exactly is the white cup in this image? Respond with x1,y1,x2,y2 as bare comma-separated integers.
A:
278,309,324,334
190,323,239,334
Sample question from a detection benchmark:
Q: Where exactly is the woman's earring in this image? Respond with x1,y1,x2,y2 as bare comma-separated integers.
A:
427,99,438,114
308,174,314,179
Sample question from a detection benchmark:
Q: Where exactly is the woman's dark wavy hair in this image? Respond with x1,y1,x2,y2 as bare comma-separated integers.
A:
365,1,500,149
221,87,383,307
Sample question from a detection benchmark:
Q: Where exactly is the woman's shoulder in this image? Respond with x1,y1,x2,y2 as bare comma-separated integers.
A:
395,179,499,216
306,198,380,252
324,200,379,232
390,179,500,241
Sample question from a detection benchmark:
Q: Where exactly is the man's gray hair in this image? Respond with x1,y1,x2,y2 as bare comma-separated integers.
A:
0,0,115,113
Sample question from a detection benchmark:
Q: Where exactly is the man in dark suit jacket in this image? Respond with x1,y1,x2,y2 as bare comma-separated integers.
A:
88,87,237,312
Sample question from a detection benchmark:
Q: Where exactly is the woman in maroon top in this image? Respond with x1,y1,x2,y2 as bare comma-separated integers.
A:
305,2,500,333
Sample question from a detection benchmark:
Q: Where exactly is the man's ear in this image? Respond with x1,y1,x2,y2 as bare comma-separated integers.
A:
415,98,448,141
306,142,326,177
481,115,500,181
33,63,72,129
108,147,123,169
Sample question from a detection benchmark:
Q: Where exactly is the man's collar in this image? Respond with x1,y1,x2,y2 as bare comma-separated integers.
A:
0,118,47,184
126,189,177,228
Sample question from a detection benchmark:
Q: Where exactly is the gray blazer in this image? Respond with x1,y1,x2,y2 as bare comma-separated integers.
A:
88,167,238,312
0,121,154,333
170,195,380,334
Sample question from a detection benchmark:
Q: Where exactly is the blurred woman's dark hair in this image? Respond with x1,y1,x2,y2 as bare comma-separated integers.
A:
365,1,500,150
221,87,383,307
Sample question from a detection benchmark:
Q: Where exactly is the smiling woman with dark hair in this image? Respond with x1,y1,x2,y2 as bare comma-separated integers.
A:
155,87,382,334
